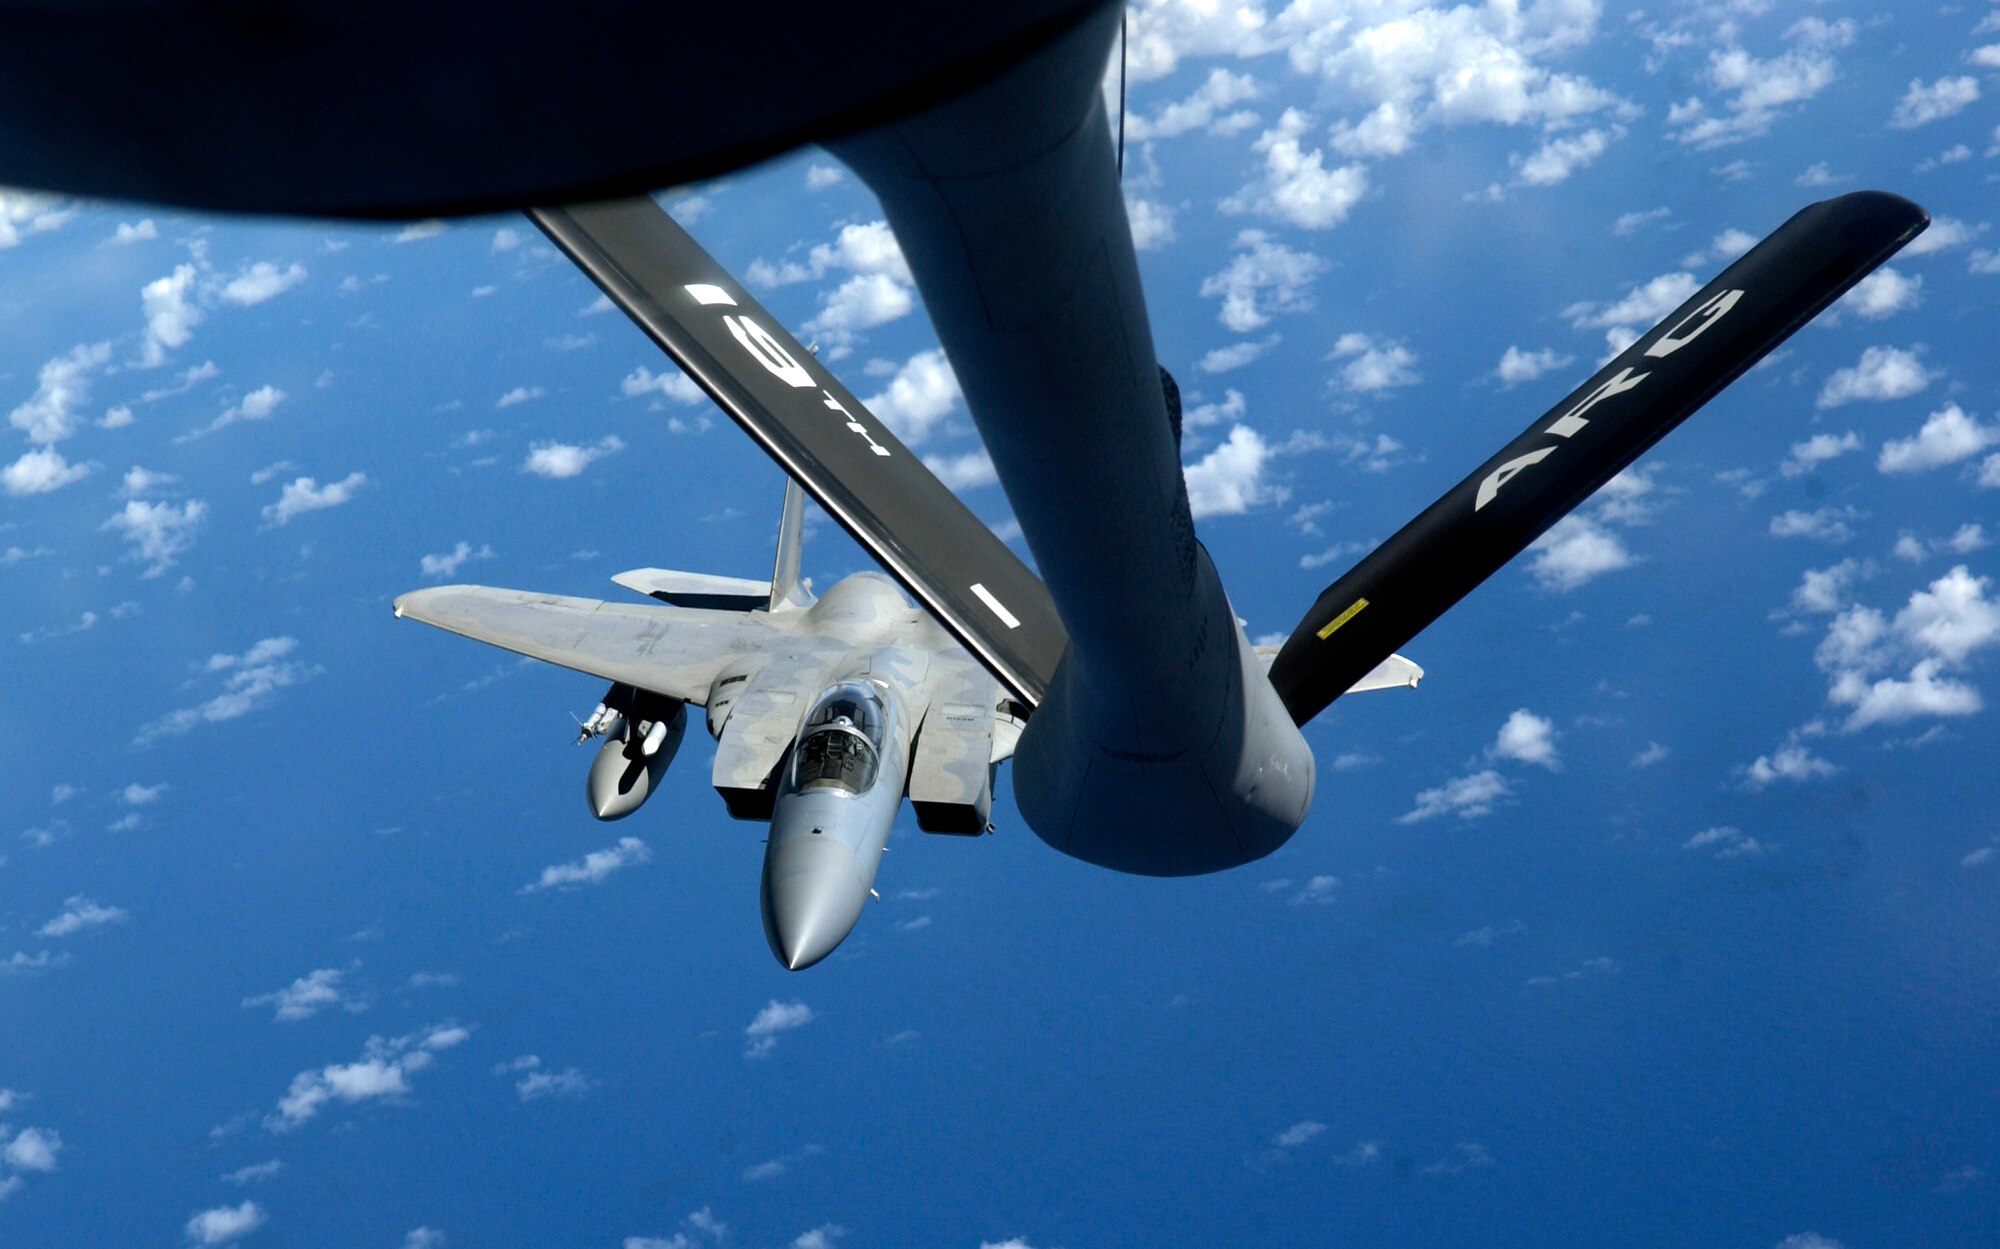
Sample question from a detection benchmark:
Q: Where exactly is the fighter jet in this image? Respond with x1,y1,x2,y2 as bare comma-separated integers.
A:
397,474,1418,969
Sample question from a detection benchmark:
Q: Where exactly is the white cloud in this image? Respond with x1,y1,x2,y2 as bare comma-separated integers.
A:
266,1022,467,1130
3,1125,61,1172
243,966,366,1022
1836,268,1920,320
0,190,75,248
523,436,624,479
1742,740,1838,789
122,466,177,497
1201,230,1325,333
1200,334,1278,374
38,895,127,937
221,1161,283,1186
1495,345,1572,386
1509,124,1622,188
1221,110,1368,230
185,1201,266,1245
805,272,913,339
219,262,307,306
1877,404,1999,473
1780,431,1862,478
495,386,544,408
403,1229,446,1249
1398,769,1511,823
1809,566,2000,732
394,220,447,244
1900,216,1983,257
1126,68,1261,140
504,1056,592,1101
1775,1236,1844,1249
521,836,652,894
1126,197,1177,251
1770,507,1860,544
1184,390,1248,430
492,226,524,252
1817,346,1934,409
1890,76,1980,129
861,349,959,446
141,264,203,366
262,472,366,526
623,365,705,406
1613,207,1671,237
1328,332,1418,393
1273,1120,1326,1149
805,164,845,191
1185,425,1277,519
134,636,312,745
1564,271,1699,355
420,542,495,579
3,447,94,496
1974,249,2000,277
9,341,112,445
1490,709,1560,770
1668,21,1852,147
1791,560,1862,615
103,498,206,576
745,999,815,1059
1528,515,1634,589
186,384,287,440
1631,741,1670,768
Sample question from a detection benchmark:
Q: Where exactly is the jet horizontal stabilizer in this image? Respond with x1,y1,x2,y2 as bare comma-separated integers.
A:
1267,190,1929,727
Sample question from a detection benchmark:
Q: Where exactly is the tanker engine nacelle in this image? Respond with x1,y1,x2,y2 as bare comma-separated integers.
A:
579,683,688,820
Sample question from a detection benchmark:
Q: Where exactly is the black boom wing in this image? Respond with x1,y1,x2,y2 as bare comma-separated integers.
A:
533,197,1067,707
1268,190,1929,726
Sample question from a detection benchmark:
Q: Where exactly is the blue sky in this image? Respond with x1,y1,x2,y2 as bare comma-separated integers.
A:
3,3,1999,1246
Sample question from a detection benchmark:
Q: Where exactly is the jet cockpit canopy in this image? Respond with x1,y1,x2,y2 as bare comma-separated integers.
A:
791,681,890,795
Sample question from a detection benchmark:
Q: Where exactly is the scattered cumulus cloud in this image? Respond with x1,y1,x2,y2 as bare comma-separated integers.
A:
1328,333,1418,393
242,965,367,1022
523,436,624,479
862,350,959,446
262,472,366,526
521,836,652,894
1220,109,1369,230
623,365,705,406
1489,709,1560,770
1496,345,1572,386
1836,268,1921,320
135,637,313,745
1877,404,1999,474
103,499,207,575
1200,229,1325,332
1397,769,1511,823
1890,76,1980,129
1780,431,1862,478
265,1022,469,1131
420,542,495,579
1817,346,1934,409
219,262,307,306
1185,425,1279,519
745,1000,815,1059
185,1201,266,1245
38,895,127,937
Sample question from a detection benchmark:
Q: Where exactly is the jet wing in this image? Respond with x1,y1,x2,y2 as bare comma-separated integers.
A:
393,585,782,705
529,197,1068,708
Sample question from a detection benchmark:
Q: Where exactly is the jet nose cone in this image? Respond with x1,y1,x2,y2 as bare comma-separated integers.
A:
761,835,868,971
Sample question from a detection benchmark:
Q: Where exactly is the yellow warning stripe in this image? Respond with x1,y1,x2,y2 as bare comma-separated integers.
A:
1316,597,1369,640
